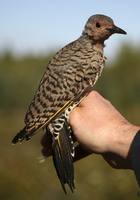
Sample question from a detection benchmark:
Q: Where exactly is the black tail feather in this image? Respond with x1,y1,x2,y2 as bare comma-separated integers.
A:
52,121,75,193
12,127,31,144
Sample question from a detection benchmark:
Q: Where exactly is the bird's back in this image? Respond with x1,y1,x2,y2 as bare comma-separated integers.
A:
24,35,105,133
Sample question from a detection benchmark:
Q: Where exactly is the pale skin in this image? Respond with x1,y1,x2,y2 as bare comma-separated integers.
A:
69,91,140,160
41,91,140,169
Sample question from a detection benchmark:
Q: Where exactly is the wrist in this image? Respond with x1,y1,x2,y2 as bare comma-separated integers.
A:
109,123,140,159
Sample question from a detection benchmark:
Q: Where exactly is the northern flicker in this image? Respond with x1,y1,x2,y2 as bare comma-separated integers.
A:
12,14,126,193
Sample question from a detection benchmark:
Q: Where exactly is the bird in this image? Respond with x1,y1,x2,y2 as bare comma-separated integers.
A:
12,14,126,193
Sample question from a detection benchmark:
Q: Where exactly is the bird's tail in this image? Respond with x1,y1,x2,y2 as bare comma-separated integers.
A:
52,121,75,193
12,127,31,144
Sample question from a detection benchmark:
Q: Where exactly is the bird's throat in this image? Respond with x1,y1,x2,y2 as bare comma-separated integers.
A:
94,42,104,52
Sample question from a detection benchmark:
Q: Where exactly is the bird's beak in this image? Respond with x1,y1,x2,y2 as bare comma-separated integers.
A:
108,25,127,35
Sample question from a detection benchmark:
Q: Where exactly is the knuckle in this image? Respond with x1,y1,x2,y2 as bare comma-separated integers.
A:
89,90,100,98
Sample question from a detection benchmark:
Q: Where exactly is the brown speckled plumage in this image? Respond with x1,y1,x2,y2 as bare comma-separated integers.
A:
25,36,105,133
12,14,126,193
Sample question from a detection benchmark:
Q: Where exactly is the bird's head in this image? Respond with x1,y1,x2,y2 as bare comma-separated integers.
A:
83,14,127,43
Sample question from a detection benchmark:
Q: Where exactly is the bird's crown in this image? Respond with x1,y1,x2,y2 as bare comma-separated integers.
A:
83,14,126,43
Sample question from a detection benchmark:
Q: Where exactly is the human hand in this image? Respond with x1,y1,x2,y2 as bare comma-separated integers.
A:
41,131,132,169
69,91,139,159
41,91,139,169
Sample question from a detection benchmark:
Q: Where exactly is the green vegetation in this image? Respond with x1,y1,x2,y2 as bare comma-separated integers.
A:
0,44,140,200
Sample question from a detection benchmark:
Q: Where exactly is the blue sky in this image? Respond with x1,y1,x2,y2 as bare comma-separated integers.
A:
1,0,140,58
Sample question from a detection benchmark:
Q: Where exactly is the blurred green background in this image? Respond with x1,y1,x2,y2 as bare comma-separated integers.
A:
1,1,140,199
0,44,140,200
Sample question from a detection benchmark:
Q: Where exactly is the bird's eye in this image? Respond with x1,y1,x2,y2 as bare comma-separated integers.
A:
96,22,101,28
